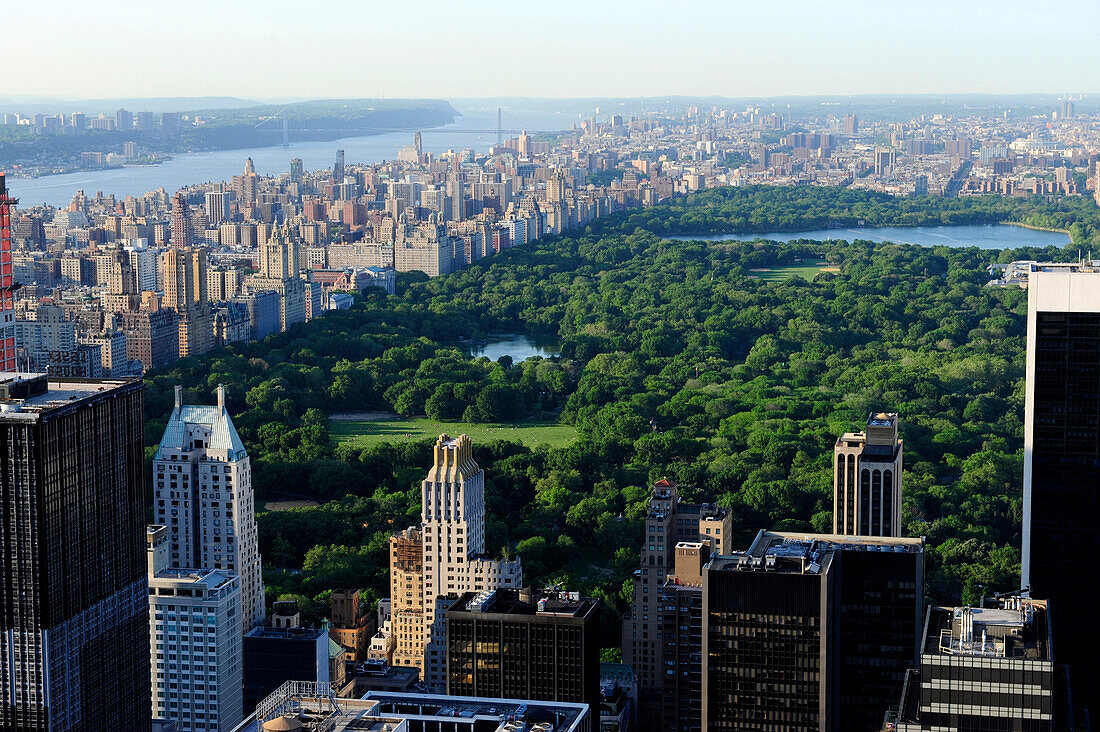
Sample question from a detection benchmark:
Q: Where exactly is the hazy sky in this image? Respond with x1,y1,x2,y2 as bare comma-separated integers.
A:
4,0,1098,99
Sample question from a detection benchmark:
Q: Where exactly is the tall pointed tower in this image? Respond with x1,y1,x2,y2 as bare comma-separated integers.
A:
153,385,265,634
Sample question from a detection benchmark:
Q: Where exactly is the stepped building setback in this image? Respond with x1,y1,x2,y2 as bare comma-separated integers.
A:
383,434,522,690
622,479,732,731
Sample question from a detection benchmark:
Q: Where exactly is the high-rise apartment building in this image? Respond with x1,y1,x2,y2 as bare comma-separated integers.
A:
874,147,897,175
659,542,708,732
147,526,244,732
289,157,304,182
205,190,232,227
171,193,195,248
0,374,150,731
833,412,903,536
445,588,600,712
244,224,306,332
389,435,522,690
161,247,213,357
843,113,859,135
389,526,425,671
0,174,17,371
153,385,265,634
702,531,924,732
622,479,732,731
888,597,1067,731
118,307,179,372
1022,263,1100,711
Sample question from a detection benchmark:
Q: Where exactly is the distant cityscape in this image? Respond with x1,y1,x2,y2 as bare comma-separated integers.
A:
1,89,1100,732
2,97,1100,380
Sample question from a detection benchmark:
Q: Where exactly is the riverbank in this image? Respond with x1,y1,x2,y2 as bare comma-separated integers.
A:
8,105,577,208
669,223,1072,250
1002,221,1072,237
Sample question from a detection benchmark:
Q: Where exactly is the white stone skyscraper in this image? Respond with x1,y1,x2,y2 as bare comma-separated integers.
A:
389,434,522,689
153,385,265,634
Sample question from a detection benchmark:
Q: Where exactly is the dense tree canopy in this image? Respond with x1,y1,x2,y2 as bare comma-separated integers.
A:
145,185,1098,622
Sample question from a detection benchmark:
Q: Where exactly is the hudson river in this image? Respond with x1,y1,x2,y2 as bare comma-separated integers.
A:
10,106,577,208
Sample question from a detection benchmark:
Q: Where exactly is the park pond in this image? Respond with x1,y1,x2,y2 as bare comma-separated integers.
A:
464,334,561,363
671,223,1070,250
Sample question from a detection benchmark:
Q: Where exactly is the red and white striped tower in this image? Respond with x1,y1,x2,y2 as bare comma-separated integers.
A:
0,173,17,371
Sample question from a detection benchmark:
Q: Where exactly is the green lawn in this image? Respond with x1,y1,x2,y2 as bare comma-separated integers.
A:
330,415,578,448
749,262,838,281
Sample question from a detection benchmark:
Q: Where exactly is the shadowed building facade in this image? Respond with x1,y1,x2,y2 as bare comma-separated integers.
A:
702,531,924,732
0,374,150,731
1022,264,1100,717
445,588,600,712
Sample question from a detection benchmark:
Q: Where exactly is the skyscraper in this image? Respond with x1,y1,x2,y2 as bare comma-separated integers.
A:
160,247,213,357
702,531,924,732
334,149,345,182
289,157,304,183
659,542,708,732
205,189,232,227
0,174,17,371
390,434,522,689
843,113,859,135
147,525,244,732
170,193,194,248
833,412,903,536
0,374,150,731
1022,263,1100,710
622,479,732,731
153,385,265,634
244,224,306,332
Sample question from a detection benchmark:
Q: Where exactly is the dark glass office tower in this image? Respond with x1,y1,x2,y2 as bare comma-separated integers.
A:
702,531,924,732
1022,264,1100,714
0,374,150,731
446,588,600,714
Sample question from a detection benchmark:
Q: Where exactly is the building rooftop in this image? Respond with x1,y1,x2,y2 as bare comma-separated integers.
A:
364,691,588,732
0,373,138,421
232,684,588,732
245,624,327,641
155,386,247,459
448,588,598,619
922,597,1052,662
151,567,235,589
707,530,924,576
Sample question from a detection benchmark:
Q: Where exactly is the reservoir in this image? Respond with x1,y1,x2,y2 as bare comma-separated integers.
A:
9,105,578,208
672,224,1071,250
